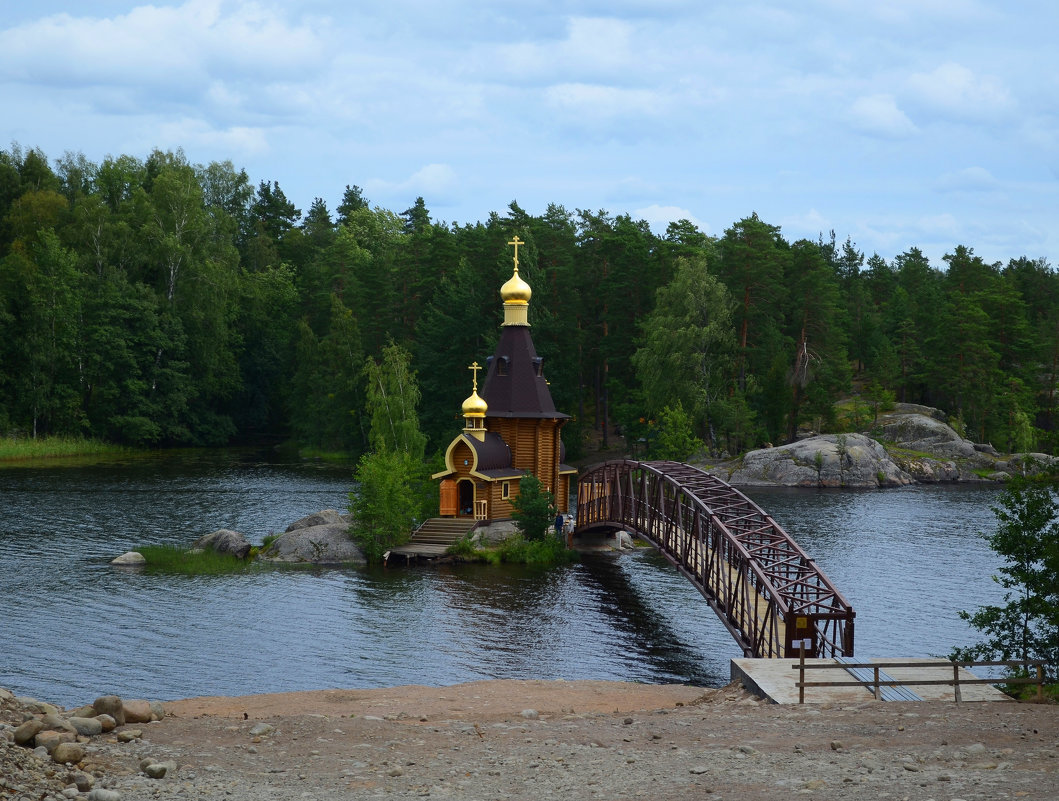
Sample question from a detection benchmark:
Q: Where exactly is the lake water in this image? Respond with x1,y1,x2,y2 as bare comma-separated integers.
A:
0,451,1007,707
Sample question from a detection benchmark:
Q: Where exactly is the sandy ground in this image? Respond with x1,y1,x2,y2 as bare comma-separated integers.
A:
71,679,1059,800
162,678,706,720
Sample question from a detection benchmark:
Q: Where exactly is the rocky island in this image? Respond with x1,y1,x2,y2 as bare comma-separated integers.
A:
702,404,1055,488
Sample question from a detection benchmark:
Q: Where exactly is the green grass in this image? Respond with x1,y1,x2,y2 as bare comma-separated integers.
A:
136,544,256,575
0,435,132,462
483,534,579,565
881,444,941,461
1001,679,1058,703
447,532,578,565
446,534,481,558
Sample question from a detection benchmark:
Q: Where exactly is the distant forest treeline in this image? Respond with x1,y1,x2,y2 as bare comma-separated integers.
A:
1,144,1057,459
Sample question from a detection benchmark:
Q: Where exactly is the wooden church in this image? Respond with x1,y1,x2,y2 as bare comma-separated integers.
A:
433,237,576,521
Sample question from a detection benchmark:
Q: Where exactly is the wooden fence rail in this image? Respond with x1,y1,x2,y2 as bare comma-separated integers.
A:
793,655,1046,703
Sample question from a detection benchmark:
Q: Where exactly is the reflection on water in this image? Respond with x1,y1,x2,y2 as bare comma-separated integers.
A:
0,452,1005,706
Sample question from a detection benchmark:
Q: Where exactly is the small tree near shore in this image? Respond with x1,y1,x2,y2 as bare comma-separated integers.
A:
349,342,430,562
951,475,1059,683
511,472,557,542
350,450,425,563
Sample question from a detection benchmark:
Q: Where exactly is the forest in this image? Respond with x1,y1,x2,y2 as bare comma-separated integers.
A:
1,143,1057,462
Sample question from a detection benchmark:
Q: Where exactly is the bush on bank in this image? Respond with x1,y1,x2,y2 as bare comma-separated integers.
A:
448,533,577,566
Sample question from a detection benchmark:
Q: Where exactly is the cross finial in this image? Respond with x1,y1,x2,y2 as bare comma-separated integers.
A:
508,236,524,271
468,361,482,391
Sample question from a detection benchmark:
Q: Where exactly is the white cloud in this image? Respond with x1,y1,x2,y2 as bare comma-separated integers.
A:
934,166,1001,193
916,213,962,238
497,17,637,83
152,118,270,156
906,62,1013,120
781,209,831,239
1,1,1056,268
544,83,664,119
633,204,708,234
365,164,458,199
849,94,918,138
831,0,994,25
0,1,328,102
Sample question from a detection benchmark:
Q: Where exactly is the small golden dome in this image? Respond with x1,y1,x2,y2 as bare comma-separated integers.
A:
500,266,531,304
462,388,488,417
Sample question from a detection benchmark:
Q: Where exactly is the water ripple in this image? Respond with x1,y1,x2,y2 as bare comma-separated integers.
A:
0,452,1007,706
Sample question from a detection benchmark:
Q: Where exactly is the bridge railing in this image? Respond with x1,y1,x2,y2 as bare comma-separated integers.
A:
575,460,855,659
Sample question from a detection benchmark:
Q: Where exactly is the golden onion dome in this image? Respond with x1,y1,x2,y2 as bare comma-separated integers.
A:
500,266,532,304
462,388,488,417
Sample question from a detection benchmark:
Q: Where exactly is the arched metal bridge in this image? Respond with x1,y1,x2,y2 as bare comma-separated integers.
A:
574,460,855,659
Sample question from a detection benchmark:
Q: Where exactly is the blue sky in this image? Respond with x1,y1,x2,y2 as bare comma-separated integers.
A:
2,0,1056,266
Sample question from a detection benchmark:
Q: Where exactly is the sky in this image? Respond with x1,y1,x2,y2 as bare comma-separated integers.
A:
2,0,1057,267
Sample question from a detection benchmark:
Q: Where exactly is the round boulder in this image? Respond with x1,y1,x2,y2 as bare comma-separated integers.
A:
144,762,169,779
259,518,365,565
122,699,153,724
35,730,75,752
192,529,252,559
67,717,103,736
285,509,347,532
92,696,125,726
41,713,75,733
52,741,85,765
111,551,145,566
67,771,94,791
95,714,117,732
14,718,44,746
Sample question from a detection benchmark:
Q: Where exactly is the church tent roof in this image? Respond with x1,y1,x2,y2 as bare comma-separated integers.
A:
481,327,569,420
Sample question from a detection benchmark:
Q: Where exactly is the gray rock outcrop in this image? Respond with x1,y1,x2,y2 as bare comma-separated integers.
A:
721,434,913,488
1004,452,1059,474
473,519,519,545
258,510,366,565
871,410,977,459
707,404,1058,487
192,528,252,559
285,510,346,531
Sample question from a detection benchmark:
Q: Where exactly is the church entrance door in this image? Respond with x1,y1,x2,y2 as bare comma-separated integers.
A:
457,479,475,517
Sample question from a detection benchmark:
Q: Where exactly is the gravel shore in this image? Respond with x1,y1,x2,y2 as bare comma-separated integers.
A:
3,679,1057,800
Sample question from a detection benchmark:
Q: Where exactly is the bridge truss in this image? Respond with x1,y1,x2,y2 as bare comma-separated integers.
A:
575,460,855,659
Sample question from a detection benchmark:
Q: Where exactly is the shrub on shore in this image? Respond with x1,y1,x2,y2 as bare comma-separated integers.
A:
449,533,577,566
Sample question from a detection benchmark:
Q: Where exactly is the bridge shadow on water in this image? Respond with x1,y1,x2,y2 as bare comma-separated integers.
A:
573,550,737,686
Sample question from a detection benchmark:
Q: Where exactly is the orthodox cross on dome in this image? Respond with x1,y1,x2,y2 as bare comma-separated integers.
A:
508,236,524,270
468,360,482,391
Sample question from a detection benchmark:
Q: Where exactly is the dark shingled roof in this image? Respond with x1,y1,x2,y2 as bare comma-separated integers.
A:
466,432,513,471
481,326,569,419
